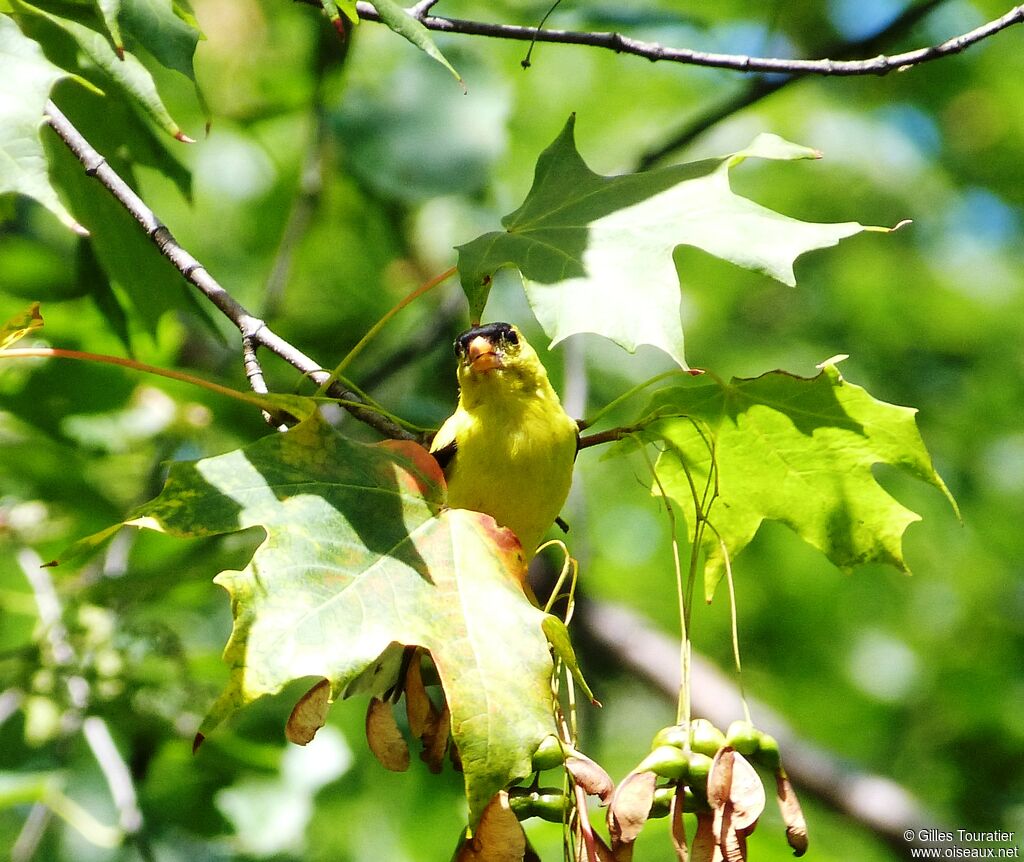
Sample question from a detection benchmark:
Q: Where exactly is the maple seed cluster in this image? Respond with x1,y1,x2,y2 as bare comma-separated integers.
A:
606,718,808,861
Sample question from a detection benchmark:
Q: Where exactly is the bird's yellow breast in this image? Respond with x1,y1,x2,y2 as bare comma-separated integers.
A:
436,383,578,559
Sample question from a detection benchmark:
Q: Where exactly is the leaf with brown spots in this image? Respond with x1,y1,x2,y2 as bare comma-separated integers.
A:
78,410,563,825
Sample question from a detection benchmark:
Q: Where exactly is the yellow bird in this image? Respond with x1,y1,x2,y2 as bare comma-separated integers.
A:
430,322,579,561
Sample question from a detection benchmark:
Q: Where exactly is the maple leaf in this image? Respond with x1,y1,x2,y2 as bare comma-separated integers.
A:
0,15,78,230
457,115,894,368
633,363,958,598
80,411,574,824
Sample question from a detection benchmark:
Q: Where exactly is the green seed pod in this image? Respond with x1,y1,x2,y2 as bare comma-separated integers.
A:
649,785,676,819
687,752,714,789
638,745,690,780
726,720,760,756
754,732,782,771
531,735,566,772
508,787,571,823
648,785,703,818
689,719,726,756
651,724,688,750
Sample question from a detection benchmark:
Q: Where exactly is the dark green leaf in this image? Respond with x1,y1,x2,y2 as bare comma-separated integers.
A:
369,0,464,91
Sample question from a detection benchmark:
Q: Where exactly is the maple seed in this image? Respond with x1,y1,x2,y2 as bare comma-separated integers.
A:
608,769,657,850
456,791,527,862
690,718,727,756
687,752,714,790
776,771,809,856
638,745,689,781
725,720,760,757
366,697,410,772
564,751,614,803
507,787,571,823
403,653,432,739
286,678,331,745
531,734,566,771
650,723,688,750
754,732,782,771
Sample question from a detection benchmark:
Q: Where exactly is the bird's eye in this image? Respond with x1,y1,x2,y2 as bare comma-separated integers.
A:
505,329,519,346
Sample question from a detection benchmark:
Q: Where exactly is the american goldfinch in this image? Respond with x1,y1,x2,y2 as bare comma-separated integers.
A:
430,322,579,560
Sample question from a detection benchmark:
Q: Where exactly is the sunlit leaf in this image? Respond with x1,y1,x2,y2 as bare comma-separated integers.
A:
458,116,892,368
82,413,560,824
637,363,958,597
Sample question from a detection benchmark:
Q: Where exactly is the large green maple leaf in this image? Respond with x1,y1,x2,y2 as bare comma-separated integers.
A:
633,363,958,598
457,116,890,368
92,411,568,824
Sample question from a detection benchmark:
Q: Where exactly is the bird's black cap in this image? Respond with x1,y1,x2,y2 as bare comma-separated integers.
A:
454,322,518,356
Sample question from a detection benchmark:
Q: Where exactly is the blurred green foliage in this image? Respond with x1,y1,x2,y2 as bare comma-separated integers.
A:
2,1,1023,859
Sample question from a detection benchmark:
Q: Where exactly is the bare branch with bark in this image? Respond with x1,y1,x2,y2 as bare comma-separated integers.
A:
349,2,1024,78
42,100,415,442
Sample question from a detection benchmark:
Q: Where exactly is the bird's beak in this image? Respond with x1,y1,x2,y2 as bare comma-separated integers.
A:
466,335,504,372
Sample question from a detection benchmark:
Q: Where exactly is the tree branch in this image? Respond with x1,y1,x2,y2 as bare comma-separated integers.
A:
42,100,415,442
638,0,950,169
577,599,961,856
408,0,440,20
350,2,1024,77
577,425,641,449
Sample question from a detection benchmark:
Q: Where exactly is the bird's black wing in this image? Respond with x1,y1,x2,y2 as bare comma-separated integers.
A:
431,439,457,472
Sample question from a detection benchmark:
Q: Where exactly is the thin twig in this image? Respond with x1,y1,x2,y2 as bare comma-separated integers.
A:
241,336,288,429
42,100,415,442
638,0,950,168
408,0,440,20
348,2,1024,77
577,424,642,449
521,0,564,69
